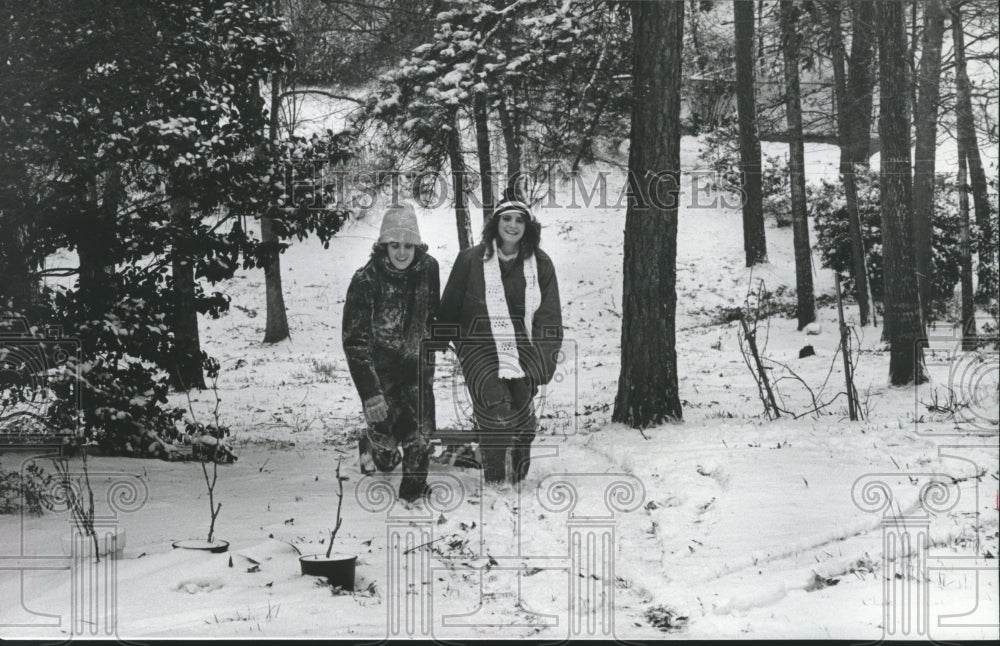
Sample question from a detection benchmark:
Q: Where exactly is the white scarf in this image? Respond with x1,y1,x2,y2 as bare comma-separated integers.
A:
483,246,540,379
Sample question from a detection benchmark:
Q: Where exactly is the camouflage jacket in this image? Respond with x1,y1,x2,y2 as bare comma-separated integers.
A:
342,252,440,402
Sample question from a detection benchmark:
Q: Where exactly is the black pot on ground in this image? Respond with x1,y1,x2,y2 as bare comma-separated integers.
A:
299,553,357,590
172,539,230,553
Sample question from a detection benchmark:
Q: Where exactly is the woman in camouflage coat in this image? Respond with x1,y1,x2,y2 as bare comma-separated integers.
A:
342,203,440,502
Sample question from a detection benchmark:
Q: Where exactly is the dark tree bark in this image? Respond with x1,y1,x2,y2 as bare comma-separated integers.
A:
262,73,290,344
689,0,703,72
473,91,494,223
779,0,816,330
829,0,873,325
169,194,206,391
78,167,121,313
877,0,925,386
757,0,765,73
612,0,684,428
951,1,994,295
0,222,36,311
957,144,977,350
497,92,522,200
909,0,920,120
846,0,876,166
446,112,473,250
734,0,767,266
912,0,945,318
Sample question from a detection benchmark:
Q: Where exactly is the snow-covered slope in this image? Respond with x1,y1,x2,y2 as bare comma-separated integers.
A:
2,136,997,640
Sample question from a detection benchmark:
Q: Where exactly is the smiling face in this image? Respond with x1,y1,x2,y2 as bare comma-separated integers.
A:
497,212,526,252
386,241,415,270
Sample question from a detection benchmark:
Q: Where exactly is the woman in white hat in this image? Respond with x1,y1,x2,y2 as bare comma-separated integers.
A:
438,199,564,485
342,202,440,501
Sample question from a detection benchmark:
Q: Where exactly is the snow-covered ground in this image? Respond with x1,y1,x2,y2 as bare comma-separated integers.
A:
2,137,997,640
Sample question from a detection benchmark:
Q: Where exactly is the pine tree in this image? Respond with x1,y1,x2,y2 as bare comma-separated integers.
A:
877,0,926,385
779,0,816,330
951,0,996,303
734,0,767,266
912,0,946,318
613,0,684,427
827,0,874,325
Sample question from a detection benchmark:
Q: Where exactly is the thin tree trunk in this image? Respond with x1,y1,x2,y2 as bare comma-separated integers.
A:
912,0,945,319
757,0,765,74
689,0,702,72
909,0,920,121
613,0,684,427
830,1,873,325
78,168,120,313
0,221,36,311
734,0,767,266
780,0,816,330
473,91,494,223
957,144,977,350
877,0,925,386
847,0,876,166
447,113,473,250
262,74,290,344
497,93,522,200
951,1,994,297
0,156,35,311
169,194,206,391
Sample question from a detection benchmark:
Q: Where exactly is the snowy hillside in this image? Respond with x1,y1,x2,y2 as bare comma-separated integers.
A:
1,137,997,641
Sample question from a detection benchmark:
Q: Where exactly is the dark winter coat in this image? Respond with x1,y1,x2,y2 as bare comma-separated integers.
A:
342,251,440,403
438,243,563,387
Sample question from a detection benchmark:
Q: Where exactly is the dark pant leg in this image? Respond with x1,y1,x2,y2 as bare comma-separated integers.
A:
468,374,512,483
395,379,433,501
507,379,538,483
470,374,536,484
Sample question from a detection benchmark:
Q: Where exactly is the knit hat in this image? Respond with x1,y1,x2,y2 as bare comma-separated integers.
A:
491,199,535,223
378,202,421,245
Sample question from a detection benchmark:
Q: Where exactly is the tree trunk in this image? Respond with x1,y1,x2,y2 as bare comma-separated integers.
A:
829,1,872,325
612,0,684,428
0,163,42,312
262,74,290,344
846,0,876,166
689,0,703,72
757,0,765,74
957,144,977,350
734,0,767,266
0,221,36,311
951,1,994,298
912,0,945,319
779,0,816,330
473,91,494,223
169,194,206,391
909,0,920,121
447,113,473,250
877,0,925,386
78,168,121,313
497,93,522,201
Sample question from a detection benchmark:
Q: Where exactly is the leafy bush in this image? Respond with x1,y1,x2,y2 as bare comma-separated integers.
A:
761,154,794,227
0,458,54,516
812,167,966,320
696,122,794,226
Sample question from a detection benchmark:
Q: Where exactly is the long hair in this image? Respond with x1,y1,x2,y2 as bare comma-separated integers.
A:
481,208,542,260
370,241,429,261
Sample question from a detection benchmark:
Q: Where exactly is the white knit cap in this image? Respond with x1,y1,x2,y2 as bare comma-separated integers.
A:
378,202,421,245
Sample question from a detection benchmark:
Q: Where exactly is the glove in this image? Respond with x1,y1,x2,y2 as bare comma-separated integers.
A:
363,394,389,425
